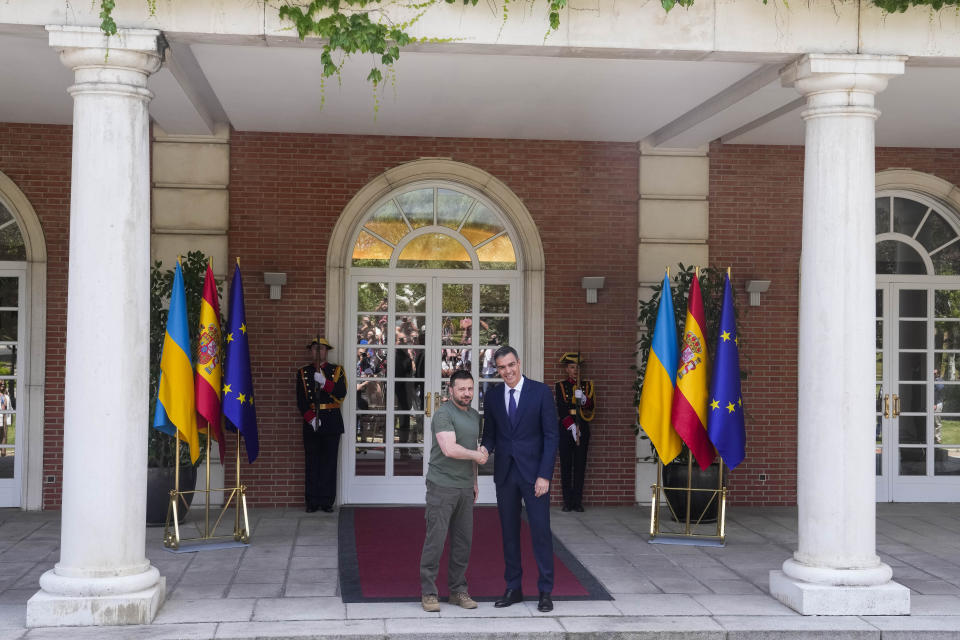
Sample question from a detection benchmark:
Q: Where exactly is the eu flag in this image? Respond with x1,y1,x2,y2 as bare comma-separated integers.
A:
223,263,259,463
706,273,746,469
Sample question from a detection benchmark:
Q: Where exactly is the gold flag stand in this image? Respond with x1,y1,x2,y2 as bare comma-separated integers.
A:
162,431,251,550
649,457,726,547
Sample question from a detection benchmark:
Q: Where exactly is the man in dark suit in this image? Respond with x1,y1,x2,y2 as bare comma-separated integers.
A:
479,346,559,613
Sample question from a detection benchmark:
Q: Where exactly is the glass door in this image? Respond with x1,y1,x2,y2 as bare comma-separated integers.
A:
344,274,518,504
876,281,960,501
0,272,23,507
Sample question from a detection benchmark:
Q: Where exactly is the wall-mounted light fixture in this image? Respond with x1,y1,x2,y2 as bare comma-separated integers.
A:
264,272,287,300
745,279,771,307
581,276,606,304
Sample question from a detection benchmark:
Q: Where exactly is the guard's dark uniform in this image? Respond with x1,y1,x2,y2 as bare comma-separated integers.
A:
554,356,595,512
297,358,346,512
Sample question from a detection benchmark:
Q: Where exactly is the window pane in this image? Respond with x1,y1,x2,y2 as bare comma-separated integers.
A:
461,203,504,246
935,290,960,320
899,321,926,349
0,312,16,341
355,446,385,476
477,235,517,270
357,348,386,378
356,414,386,443
394,380,423,411
442,284,472,314
440,348,471,378
397,234,471,269
934,448,960,475
356,380,386,410
394,349,423,381
394,415,424,445
0,278,17,308
441,317,471,346
899,289,926,318
396,317,425,347
876,322,883,349
364,200,408,245
893,197,929,237
899,383,926,413
934,323,960,350
899,447,926,475
437,189,474,230
0,445,12,478
395,189,434,229
393,447,424,476
357,315,386,345
353,231,392,267
481,348,499,380
395,283,426,314
899,352,925,381
481,284,510,314
877,240,926,275
0,346,15,377
0,218,25,261
916,211,958,254
479,316,508,346
898,415,926,444
357,282,389,313
941,383,960,413
931,241,960,276
875,197,891,235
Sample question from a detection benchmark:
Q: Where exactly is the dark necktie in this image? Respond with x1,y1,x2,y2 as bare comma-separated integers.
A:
508,388,517,423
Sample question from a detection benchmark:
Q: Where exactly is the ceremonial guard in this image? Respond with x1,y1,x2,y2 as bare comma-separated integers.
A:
554,353,595,512
297,336,346,513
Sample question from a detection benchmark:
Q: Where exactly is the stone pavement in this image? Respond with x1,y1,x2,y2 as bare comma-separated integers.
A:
0,503,959,638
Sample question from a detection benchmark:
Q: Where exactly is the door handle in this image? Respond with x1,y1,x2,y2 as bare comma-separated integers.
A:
893,394,900,418
434,391,441,407
883,394,890,419
425,391,433,417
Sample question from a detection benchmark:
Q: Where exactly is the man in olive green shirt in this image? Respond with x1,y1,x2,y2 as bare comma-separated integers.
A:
419,370,488,612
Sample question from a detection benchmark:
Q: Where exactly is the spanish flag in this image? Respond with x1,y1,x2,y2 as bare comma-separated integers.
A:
153,261,200,464
671,273,715,470
638,271,683,465
195,261,225,461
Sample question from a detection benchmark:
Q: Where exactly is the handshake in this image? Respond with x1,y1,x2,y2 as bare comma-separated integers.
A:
475,445,489,465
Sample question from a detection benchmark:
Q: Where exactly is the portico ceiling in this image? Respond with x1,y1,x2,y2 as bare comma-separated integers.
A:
2,29,960,148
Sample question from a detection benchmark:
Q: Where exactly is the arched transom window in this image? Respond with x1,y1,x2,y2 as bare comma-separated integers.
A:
876,194,960,276
352,185,517,270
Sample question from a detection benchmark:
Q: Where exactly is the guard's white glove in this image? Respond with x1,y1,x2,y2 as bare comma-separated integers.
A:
312,416,321,432
575,388,586,405
567,423,579,444
314,370,327,386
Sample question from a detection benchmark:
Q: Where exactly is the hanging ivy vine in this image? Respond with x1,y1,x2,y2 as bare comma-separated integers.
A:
97,0,957,88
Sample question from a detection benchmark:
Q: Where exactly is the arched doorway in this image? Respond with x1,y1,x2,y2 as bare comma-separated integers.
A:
874,184,960,502
326,160,543,504
0,170,47,510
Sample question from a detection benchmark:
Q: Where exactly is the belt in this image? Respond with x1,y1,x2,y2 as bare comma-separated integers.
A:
312,403,341,410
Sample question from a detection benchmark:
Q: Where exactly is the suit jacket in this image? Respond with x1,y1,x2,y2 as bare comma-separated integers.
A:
481,376,559,484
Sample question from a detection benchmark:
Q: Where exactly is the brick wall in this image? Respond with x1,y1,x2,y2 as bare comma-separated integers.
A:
0,123,72,510
709,142,960,505
228,132,640,507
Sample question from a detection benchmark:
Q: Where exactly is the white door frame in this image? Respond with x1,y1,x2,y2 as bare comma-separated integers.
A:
0,267,25,507
342,271,521,504
876,276,960,502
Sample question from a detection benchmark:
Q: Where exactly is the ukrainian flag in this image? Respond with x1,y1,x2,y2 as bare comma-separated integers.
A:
153,261,200,464
638,271,683,465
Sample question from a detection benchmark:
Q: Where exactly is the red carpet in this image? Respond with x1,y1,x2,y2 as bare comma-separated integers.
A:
339,506,611,602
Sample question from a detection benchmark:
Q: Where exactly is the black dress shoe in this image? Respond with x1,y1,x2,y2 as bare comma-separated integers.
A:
321,505,334,513
561,505,571,512
493,588,523,608
305,505,319,513
574,505,585,512
537,592,553,612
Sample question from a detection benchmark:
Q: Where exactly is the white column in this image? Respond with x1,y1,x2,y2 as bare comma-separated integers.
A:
26,26,164,627
770,54,910,616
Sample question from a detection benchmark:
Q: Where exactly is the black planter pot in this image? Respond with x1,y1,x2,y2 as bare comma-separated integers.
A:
662,462,722,524
146,465,198,526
